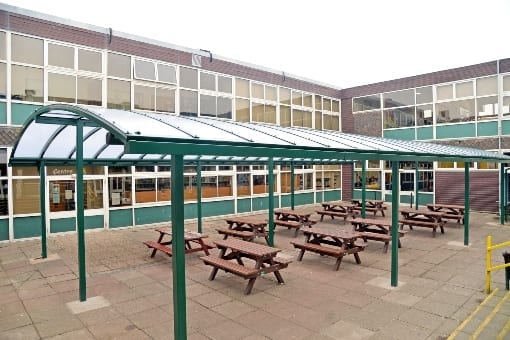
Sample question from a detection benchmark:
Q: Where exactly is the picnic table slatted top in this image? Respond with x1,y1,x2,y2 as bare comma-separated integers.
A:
225,216,268,225
305,227,361,239
426,203,465,210
214,238,281,257
351,217,392,226
399,208,444,217
155,227,207,240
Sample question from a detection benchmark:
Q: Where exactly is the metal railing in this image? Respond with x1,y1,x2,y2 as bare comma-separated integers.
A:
486,235,510,293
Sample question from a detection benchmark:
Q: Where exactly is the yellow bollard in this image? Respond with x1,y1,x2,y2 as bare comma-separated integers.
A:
486,235,492,294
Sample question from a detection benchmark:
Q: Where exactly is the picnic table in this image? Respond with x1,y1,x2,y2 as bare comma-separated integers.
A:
351,199,387,217
201,238,292,295
316,200,358,223
291,227,366,270
143,227,214,258
426,203,465,224
217,216,269,243
273,208,317,237
350,217,405,253
399,208,445,237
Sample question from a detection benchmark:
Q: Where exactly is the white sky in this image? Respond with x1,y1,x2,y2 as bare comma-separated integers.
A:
5,0,510,88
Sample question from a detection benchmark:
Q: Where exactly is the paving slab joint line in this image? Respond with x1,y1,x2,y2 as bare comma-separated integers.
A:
471,290,510,339
497,317,510,340
446,287,499,339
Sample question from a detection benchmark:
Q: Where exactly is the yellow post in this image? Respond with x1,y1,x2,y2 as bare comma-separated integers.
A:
486,235,492,294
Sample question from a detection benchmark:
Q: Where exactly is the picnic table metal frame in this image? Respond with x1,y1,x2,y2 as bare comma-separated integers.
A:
144,227,213,258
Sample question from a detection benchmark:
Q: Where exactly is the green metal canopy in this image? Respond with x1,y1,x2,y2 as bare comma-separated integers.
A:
9,104,510,340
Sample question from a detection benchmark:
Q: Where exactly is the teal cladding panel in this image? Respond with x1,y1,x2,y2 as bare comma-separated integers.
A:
252,197,269,211
237,198,252,213
324,190,342,201
383,129,415,140
502,120,510,135
353,190,381,200
0,102,6,124
477,121,498,136
85,215,104,229
315,192,323,203
14,216,41,239
11,103,41,125
109,209,133,228
202,200,235,217
135,206,171,225
294,192,314,205
0,219,8,240
184,203,197,219
436,123,475,139
50,217,75,233
400,194,413,204
416,126,433,140
416,193,434,206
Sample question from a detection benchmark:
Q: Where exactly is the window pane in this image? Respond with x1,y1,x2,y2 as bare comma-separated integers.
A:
353,95,380,112
477,96,498,120
200,72,215,91
323,114,332,130
322,98,331,111
48,43,74,68
107,53,131,78
156,88,175,113
0,63,5,98
202,176,218,198
477,76,497,96
400,173,414,191
108,166,131,174
315,95,322,110
237,173,250,196
303,94,313,108
84,180,103,209
180,89,198,116
200,94,216,117
503,96,510,116
78,49,102,73
332,100,340,112
456,81,473,98
383,107,415,128
134,60,155,80
280,105,291,127
235,98,249,122
383,89,414,108
134,85,155,111
218,176,233,197
180,67,197,89
12,167,38,176
218,97,232,119
292,91,302,106
235,78,249,97
252,102,264,122
280,88,291,105
77,77,102,106
436,84,453,100
0,179,7,215
11,65,44,102
13,178,40,214
49,180,75,212
157,64,176,83
331,115,339,131
136,166,155,172
265,104,276,124
253,175,269,194
266,86,277,101
218,76,232,93
107,79,131,110
48,73,75,103
315,111,322,130
504,75,510,92
135,178,156,203
416,104,433,126
416,86,433,104
157,178,170,201
437,161,454,168
252,83,264,99
0,32,5,60
11,34,43,65
109,176,132,206
435,99,475,123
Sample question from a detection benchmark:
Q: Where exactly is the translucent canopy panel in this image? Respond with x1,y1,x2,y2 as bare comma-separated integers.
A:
9,104,510,166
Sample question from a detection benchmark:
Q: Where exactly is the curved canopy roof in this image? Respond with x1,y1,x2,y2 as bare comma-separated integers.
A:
9,104,510,166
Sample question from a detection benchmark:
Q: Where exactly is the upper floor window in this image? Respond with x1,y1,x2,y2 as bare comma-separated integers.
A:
383,89,414,108
107,53,131,79
180,67,198,89
0,32,5,60
48,44,102,73
11,34,43,66
353,94,381,112
477,76,497,96
134,59,176,84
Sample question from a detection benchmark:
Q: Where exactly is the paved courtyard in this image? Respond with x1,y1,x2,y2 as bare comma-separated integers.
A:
1,205,509,339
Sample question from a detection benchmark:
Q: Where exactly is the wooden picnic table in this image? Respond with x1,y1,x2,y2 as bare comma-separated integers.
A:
350,217,405,253
201,238,291,295
426,203,465,223
217,216,269,244
143,227,214,258
399,208,445,237
351,199,387,217
291,227,366,270
316,200,358,223
273,208,317,237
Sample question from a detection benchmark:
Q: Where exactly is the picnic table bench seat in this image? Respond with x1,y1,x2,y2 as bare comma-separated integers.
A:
201,255,259,279
442,213,464,223
291,241,345,258
274,219,317,237
399,218,444,237
352,205,388,216
358,231,405,253
315,210,350,222
143,240,173,256
216,228,257,241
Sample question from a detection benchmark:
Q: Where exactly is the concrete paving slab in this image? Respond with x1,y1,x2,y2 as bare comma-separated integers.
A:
29,253,61,264
66,295,111,314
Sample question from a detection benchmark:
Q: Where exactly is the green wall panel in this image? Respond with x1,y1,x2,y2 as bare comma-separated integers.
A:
11,103,41,125
416,126,433,140
50,217,75,233
436,123,475,139
477,121,498,136
237,198,252,213
14,216,41,239
0,219,9,240
85,215,104,230
252,197,269,211
502,120,510,135
0,102,6,124
135,206,171,225
354,190,381,200
416,193,434,207
315,192,323,203
281,193,313,207
383,128,415,140
109,209,133,228
184,203,197,219
324,190,341,201
202,200,235,217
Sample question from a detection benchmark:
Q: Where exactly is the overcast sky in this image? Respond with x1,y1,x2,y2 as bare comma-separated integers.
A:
5,0,510,88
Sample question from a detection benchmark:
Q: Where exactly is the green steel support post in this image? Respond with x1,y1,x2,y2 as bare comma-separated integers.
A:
268,158,275,247
351,164,354,199
391,161,399,287
500,165,505,225
76,120,86,301
361,161,366,218
464,163,470,246
171,155,187,340
39,161,47,258
414,161,419,209
197,160,202,233
290,163,295,209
